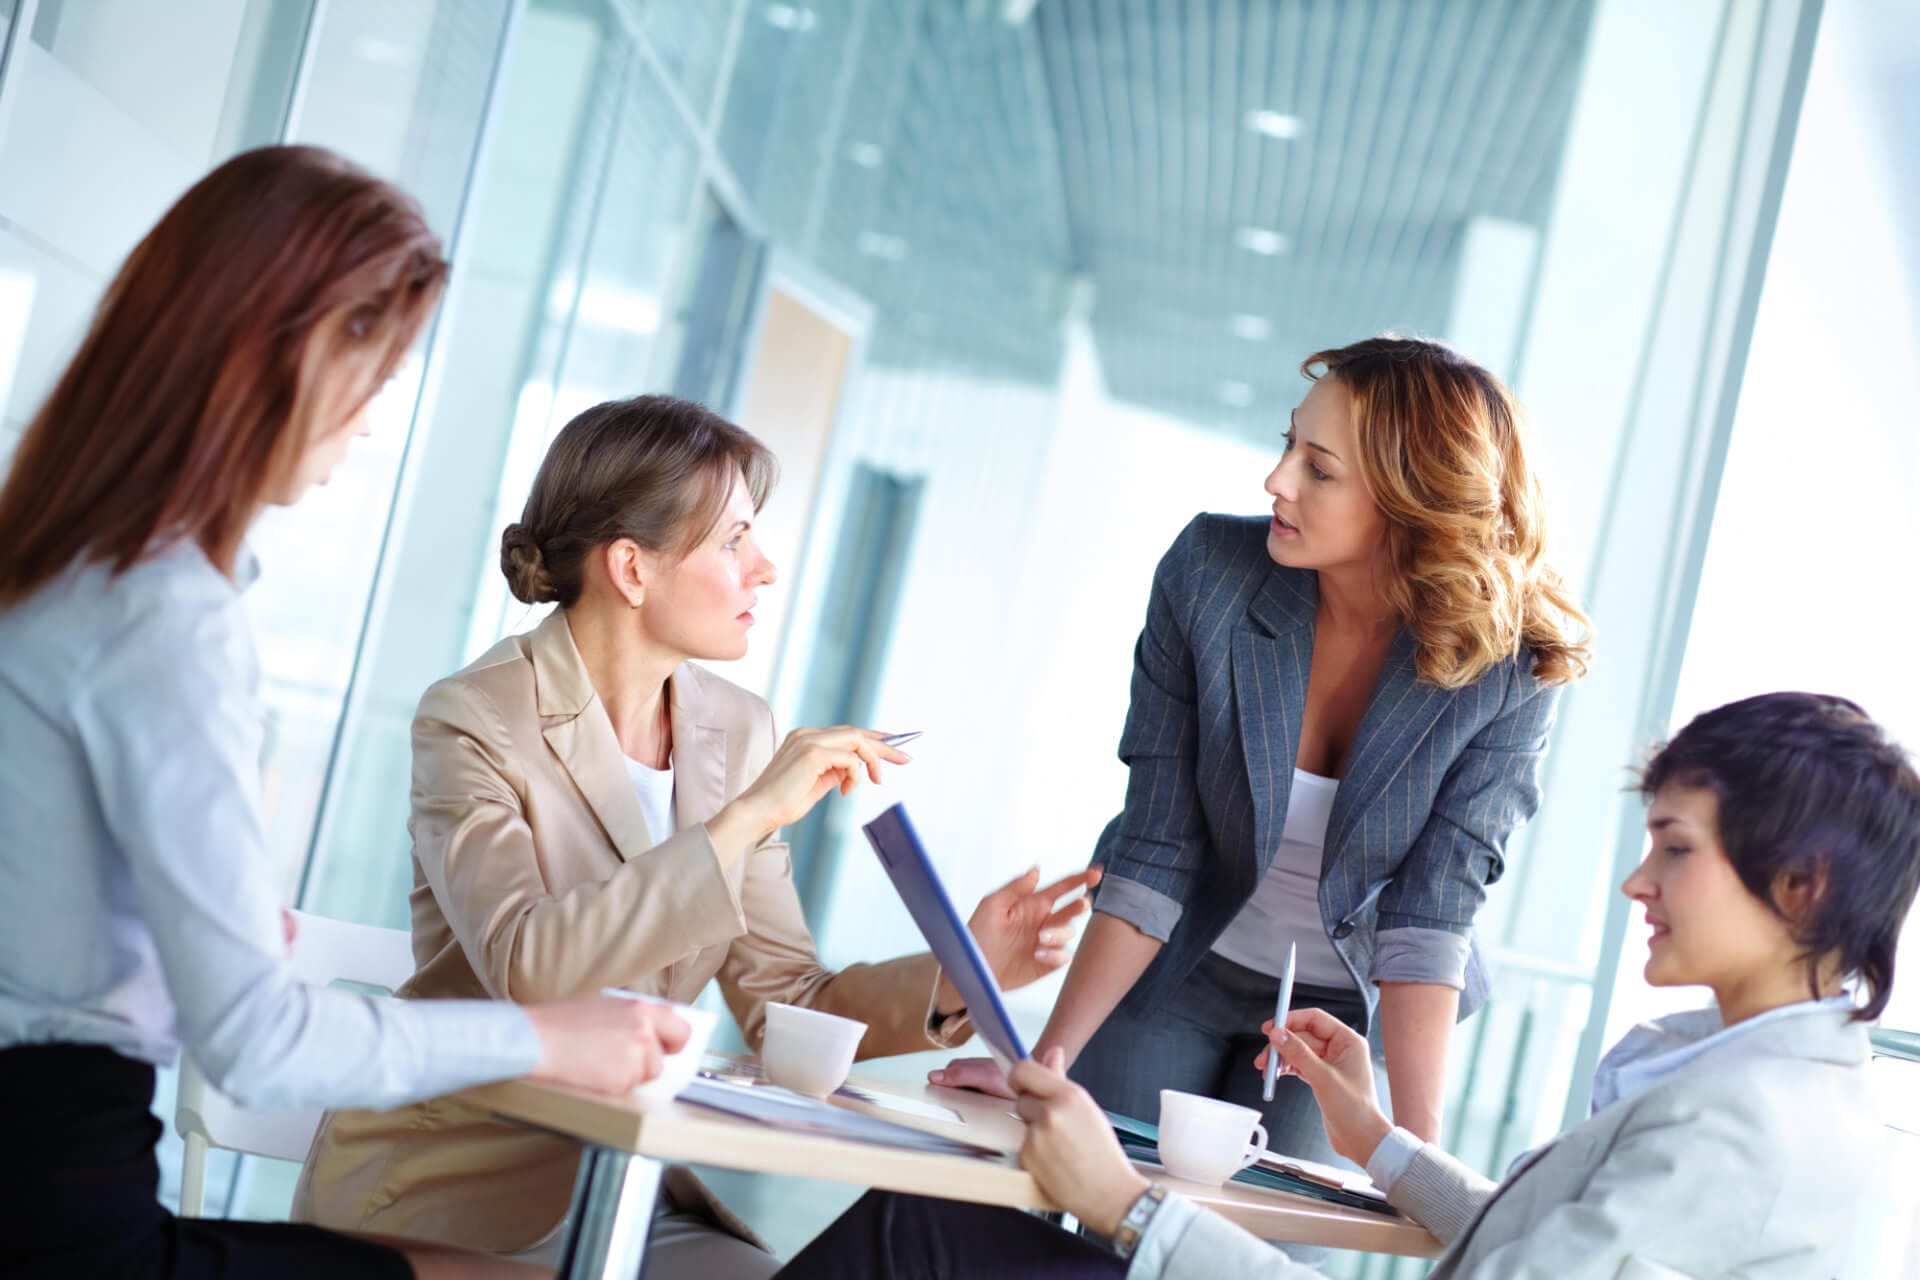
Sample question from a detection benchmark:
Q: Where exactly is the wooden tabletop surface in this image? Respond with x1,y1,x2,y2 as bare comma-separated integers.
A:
460,1057,1441,1259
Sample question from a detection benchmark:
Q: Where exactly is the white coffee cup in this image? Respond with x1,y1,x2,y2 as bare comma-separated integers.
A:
1157,1089,1269,1186
602,990,718,1103
761,1002,867,1098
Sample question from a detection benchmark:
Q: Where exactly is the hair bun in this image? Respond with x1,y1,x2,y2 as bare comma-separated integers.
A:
500,523,557,604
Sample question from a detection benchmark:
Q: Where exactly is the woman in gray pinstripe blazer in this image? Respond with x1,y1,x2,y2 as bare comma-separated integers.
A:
935,336,1590,1180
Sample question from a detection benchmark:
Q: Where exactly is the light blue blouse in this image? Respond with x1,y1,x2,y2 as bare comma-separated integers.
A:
0,540,540,1110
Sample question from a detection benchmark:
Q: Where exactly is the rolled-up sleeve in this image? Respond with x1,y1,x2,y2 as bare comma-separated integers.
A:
1094,876,1186,944
1373,673,1560,940
1090,518,1213,939
1372,926,1472,989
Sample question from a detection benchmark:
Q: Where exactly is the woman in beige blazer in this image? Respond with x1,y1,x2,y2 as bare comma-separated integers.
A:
296,394,1096,1274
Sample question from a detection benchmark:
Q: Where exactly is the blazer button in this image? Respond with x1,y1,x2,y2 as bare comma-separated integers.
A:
1331,922,1355,940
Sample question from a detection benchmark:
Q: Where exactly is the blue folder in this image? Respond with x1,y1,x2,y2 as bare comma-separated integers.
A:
862,804,1030,1070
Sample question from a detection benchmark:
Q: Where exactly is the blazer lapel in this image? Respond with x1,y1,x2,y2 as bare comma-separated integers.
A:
1325,628,1449,863
1232,569,1316,869
529,611,658,861
669,664,730,831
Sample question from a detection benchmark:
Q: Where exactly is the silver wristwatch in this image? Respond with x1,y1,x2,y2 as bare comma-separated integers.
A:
1110,1183,1169,1260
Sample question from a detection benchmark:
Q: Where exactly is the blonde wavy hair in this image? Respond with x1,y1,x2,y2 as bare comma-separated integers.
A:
1302,336,1591,689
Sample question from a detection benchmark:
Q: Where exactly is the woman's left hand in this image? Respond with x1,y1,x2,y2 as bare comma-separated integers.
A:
952,865,1102,1000
1011,1048,1148,1235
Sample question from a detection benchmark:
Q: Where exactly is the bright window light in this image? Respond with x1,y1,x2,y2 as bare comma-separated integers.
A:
1218,380,1254,408
571,283,661,336
848,142,885,168
1229,314,1273,340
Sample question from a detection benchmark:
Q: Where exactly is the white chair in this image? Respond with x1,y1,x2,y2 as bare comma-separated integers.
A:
1839,1040,1920,1278
173,909,416,1217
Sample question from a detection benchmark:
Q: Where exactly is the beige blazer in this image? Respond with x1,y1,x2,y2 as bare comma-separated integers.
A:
294,610,968,1254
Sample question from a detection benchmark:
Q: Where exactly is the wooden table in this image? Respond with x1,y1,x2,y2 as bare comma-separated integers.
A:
461,1059,1440,1277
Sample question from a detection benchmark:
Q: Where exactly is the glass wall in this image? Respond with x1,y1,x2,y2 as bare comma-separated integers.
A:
0,0,1858,1261
302,0,706,929
1608,5,1920,1269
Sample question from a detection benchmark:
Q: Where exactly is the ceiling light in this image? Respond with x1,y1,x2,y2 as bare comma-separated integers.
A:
848,142,884,168
1234,227,1290,256
1218,381,1254,408
856,231,909,261
764,4,818,32
1230,314,1273,341
1243,109,1303,140
1002,0,1043,22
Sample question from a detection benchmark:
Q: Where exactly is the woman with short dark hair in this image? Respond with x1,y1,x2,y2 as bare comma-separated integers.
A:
786,691,1920,1278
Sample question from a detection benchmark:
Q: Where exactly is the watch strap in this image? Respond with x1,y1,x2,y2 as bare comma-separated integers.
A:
1110,1183,1168,1260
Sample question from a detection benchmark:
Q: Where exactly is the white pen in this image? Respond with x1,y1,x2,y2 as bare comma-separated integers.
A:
1262,940,1297,1103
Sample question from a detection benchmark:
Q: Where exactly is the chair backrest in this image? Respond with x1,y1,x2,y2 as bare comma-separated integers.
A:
1839,1051,1920,1279
174,910,416,1163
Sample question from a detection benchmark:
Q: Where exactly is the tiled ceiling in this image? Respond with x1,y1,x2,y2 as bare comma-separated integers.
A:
725,0,1595,443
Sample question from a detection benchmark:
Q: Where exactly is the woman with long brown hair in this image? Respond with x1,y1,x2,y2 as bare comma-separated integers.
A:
935,336,1591,1206
0,146,685,1280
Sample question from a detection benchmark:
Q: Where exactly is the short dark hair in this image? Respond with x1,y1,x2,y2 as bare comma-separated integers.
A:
1640,692,1920,1021
500,395,775,608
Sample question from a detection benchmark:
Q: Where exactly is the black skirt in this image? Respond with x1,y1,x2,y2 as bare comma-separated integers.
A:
0,1043,411,1280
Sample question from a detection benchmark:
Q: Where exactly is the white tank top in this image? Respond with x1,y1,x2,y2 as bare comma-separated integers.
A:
622,754,676,845
1208,768,1357,989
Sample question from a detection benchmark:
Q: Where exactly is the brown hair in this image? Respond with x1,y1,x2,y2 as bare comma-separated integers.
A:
0,145,447,603
1302,336,1591,689
501,395,776,608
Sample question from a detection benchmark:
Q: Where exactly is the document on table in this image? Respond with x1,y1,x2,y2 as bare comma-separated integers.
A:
678,1078,1000,1159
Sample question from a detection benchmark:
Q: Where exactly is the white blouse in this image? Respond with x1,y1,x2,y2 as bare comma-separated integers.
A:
0,540,540,1110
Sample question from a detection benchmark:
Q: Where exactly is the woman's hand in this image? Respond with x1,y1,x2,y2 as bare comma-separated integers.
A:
946,866,1102,1007
721,726,911,843
525,994,691,1096
1011,1049,1148,1236
927,1054,1016,1098
1256,1007,1393,1166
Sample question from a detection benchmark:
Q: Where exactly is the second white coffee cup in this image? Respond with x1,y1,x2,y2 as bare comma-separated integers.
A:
762,1002,868,1098
1157,1089,1269,1186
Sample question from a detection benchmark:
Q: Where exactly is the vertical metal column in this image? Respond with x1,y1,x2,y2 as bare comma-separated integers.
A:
558,1147,666,1280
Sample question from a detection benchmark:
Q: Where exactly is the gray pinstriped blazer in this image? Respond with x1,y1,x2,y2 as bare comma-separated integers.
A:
1091,514,1561,1028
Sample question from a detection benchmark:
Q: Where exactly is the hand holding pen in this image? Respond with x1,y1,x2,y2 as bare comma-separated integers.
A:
1257,1006,1391,1167
726,726,918,840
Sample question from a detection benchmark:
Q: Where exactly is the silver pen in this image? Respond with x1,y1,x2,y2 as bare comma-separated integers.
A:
1262,941,1297,1103
880,730,923,748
